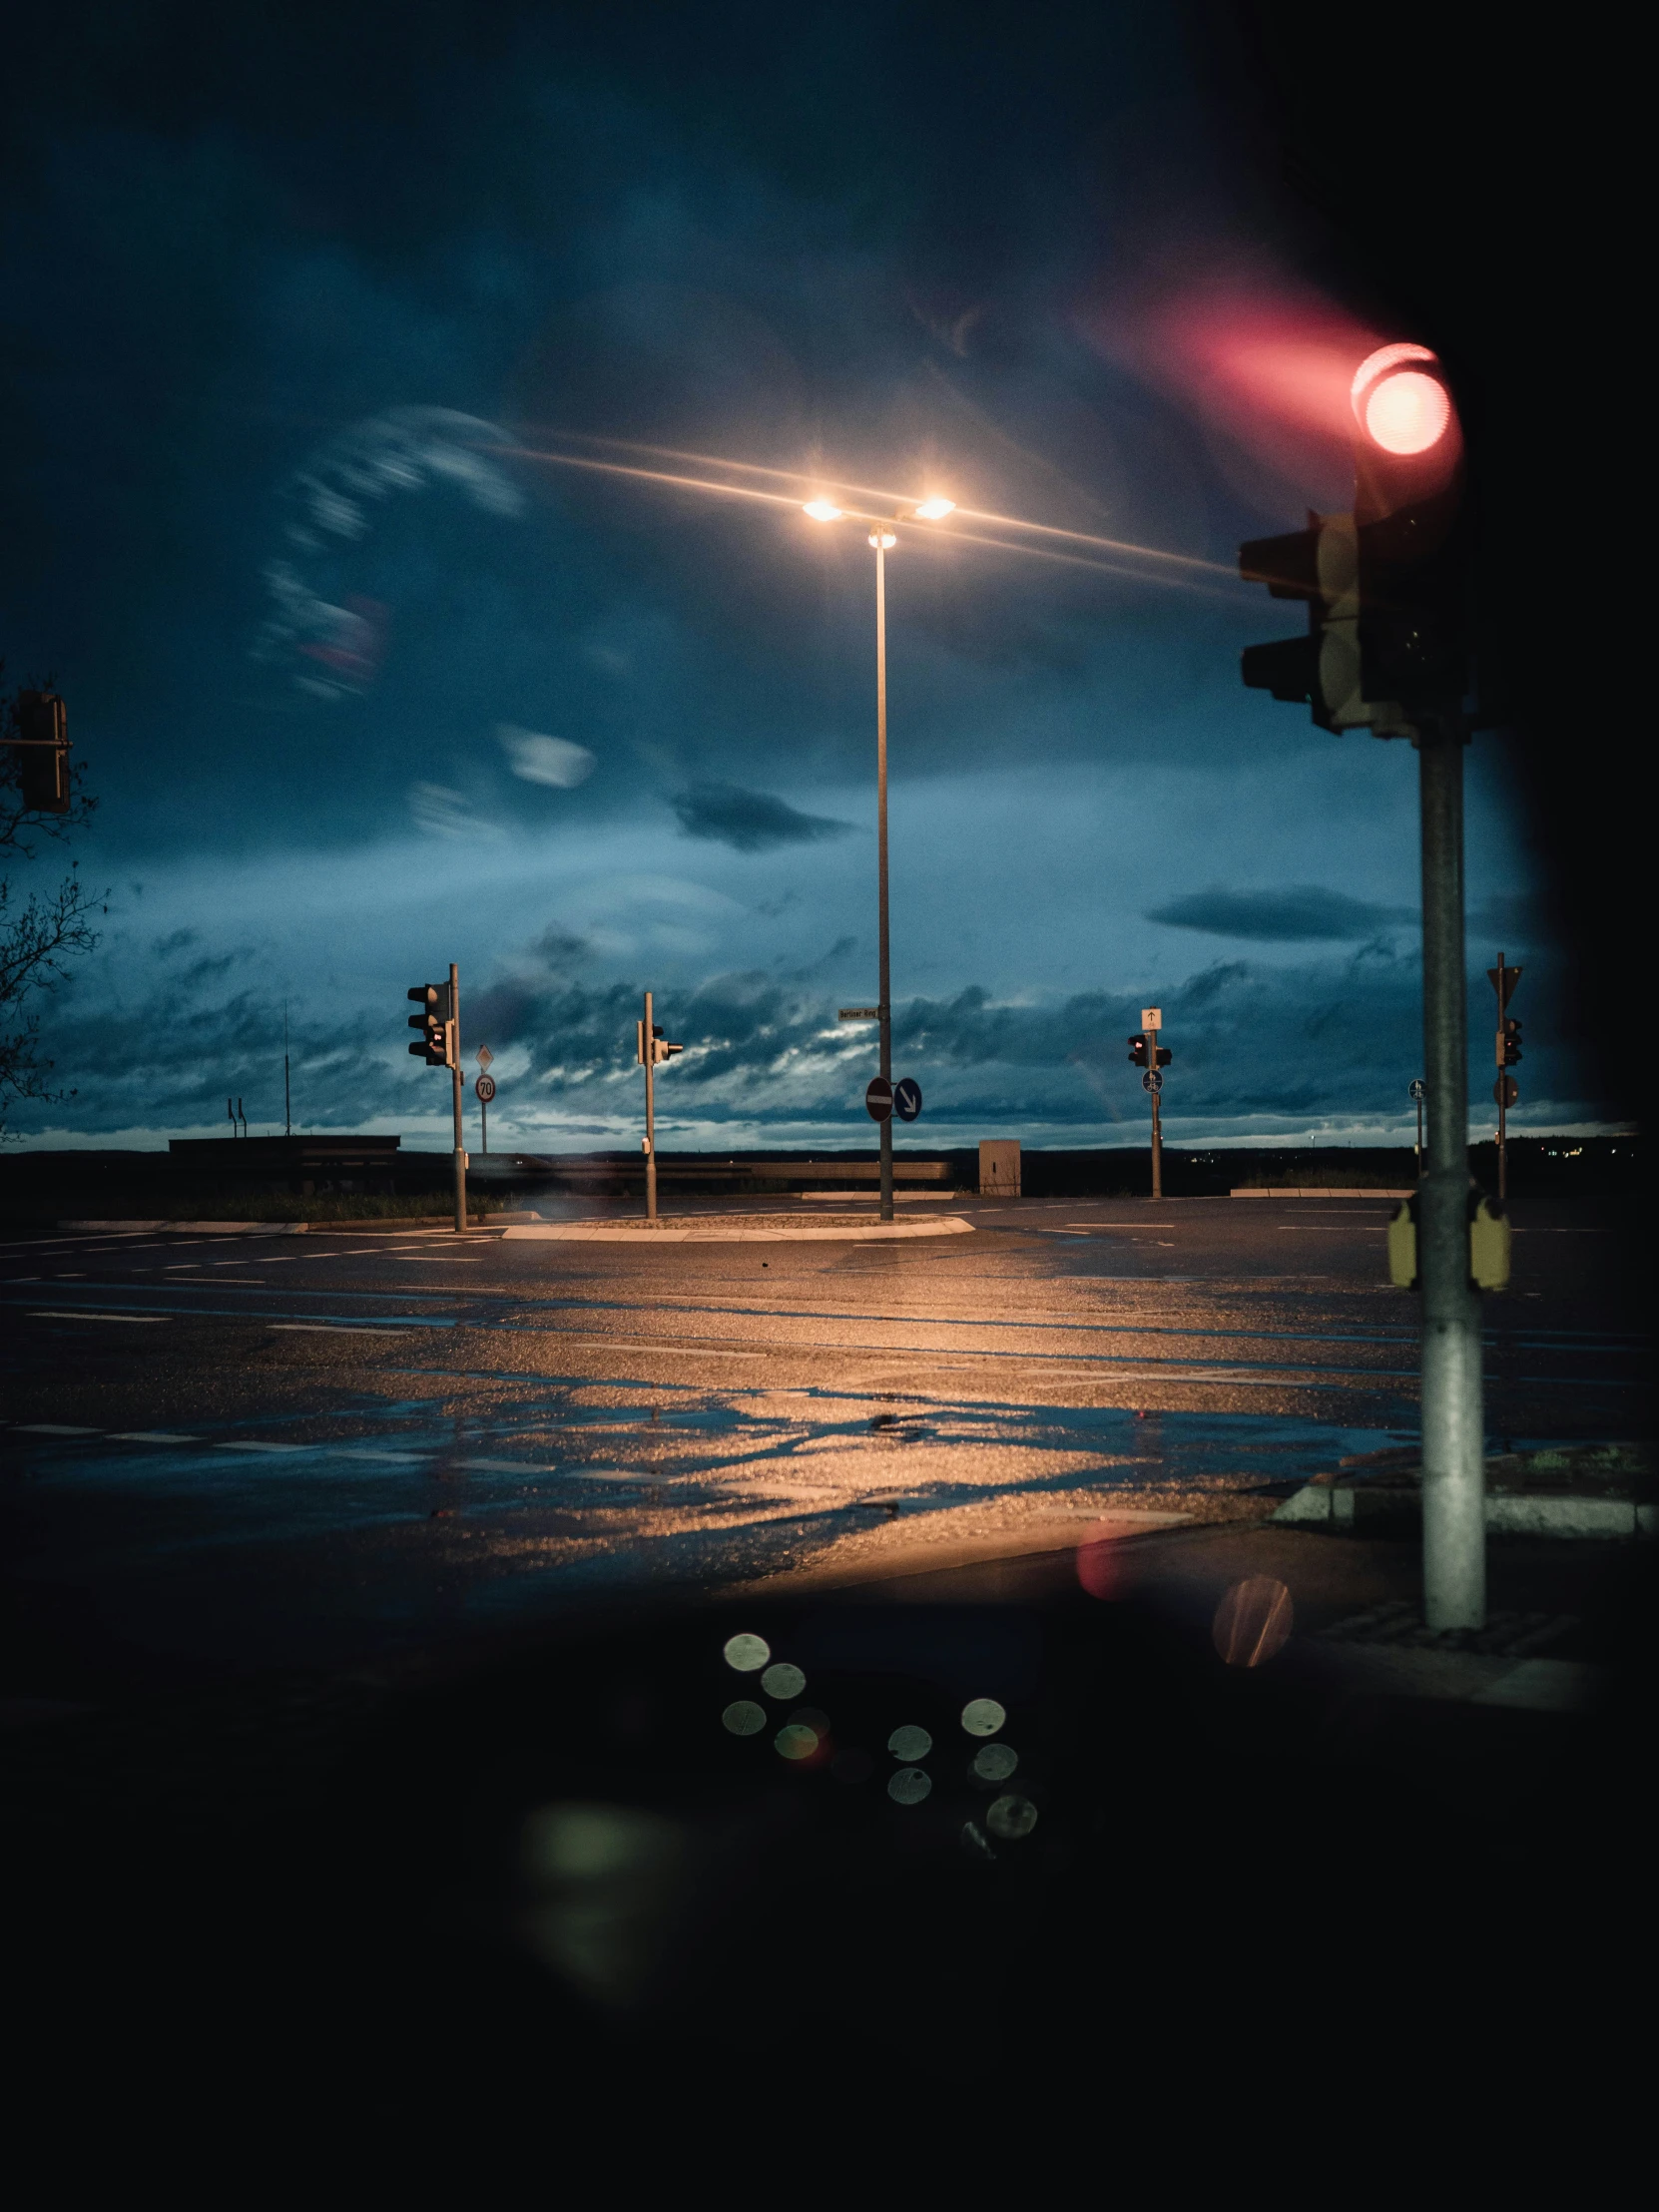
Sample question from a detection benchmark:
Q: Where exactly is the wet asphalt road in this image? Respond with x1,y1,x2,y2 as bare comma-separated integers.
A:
0,1192,1643,1692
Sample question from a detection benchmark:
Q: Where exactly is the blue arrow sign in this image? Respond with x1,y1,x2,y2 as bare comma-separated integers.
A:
893,1077,922,1122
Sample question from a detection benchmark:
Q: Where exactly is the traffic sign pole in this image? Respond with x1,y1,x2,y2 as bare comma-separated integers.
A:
1417,720,1484,1630
644,988,657,1223
874,537,893,1222
1142,1008,1164,1200
449,962,465,1234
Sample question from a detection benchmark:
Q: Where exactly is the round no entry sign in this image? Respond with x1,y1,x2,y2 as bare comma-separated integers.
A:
864,1077,892,1122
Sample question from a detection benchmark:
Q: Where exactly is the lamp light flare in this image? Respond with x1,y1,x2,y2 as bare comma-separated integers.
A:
868,529,897,549
912,496,956,521
803,498,843,521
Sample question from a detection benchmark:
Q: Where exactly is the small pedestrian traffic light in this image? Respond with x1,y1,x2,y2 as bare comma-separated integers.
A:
9,691,72,814
1499,1017,1522,1067
408,983,450,1065
1128,1034,1149,1069
1154,1044,1172,1068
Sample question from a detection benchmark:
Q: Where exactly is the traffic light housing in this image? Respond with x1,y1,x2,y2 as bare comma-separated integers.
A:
1128,1035,1149,1069
1154,1045,1171,1068
1239,515,1411,736
637,1021,685,1066
1239,344,1468,733
8,691,71,814
408,983,451,1066
1498,1017,1522,1067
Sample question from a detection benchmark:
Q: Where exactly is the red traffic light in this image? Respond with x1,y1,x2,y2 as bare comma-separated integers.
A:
1351,343,1452,457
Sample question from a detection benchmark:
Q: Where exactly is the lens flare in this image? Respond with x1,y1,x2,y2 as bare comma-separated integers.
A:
803,498,843,521
912,496,955,520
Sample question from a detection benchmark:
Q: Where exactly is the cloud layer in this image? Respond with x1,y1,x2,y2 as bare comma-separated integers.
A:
672,784,856,853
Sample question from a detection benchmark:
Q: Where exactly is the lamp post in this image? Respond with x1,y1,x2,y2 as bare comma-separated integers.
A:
804,492,954,1221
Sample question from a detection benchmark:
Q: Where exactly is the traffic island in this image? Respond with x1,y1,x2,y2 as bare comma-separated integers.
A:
1272,1441,1653,1537
502,1212,975,1243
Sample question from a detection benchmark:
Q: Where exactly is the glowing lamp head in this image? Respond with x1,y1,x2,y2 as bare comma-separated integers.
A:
868,528,897,549
1351,342,1453,455
803,498,843,522
912,496,955,521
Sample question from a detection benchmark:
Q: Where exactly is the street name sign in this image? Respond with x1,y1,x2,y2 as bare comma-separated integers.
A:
839,1007,879,1020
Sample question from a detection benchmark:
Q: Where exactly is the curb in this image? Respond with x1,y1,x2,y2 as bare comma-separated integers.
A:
503,1215,977,1243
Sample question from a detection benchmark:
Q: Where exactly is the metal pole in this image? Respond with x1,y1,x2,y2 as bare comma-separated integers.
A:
644,988,658,1223
449,962,465,1234
874,538,893,1222
283,1000,291,1137
1416,722,1484,1629
1150,1063,1163,1200
1495,950,1508,1206
481,1095,488,1155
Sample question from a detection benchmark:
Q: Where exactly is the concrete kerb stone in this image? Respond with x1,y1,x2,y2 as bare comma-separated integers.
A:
1274,1442,1655,1540
503,1213,977,1244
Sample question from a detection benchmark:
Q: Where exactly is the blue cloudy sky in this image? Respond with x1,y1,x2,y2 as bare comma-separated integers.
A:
1,3,1582,1153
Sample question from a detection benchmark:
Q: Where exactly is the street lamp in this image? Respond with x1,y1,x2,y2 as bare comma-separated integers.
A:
805,492,956,1219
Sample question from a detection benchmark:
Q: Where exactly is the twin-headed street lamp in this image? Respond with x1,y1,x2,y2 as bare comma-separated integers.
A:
803,492,954,1219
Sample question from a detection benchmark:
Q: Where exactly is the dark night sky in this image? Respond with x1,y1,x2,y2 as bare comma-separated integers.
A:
1,2,1596,1152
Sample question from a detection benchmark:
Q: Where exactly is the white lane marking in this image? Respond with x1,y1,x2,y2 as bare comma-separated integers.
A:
458,1456,553,1473
269,1323,406,1337
29,1311,168,1324
14,1423,102,1434
393,1256,484,1263
108,1431,195,1442
215,1440,314,1453
554,1337,766,1361
331,1447,429,1463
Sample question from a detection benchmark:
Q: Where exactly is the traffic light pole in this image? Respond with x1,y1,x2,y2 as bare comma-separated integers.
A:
1416,722,1485,1629
644,988,658,1223
449,962,465,1234
1494,954,1510,1204
874,538,893,1223
1150,1072,1163,1200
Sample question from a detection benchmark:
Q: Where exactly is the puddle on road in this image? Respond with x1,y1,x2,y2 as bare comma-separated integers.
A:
0,1395,1605,1669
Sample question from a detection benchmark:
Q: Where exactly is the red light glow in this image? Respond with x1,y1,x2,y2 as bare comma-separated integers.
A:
1363,370,1452,454
1351,344,1453,455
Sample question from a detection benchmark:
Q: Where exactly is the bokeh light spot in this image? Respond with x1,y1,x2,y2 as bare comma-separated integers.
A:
722,1700,767,1736
972,1743,1018,1783
887,1723,932,1762
887,1767,932,1806
985,1794,1038,1841
960,1697,1006,1738
775,1723,820,1761
761,1661,806,1700
724,1633,771,1673
1212,1576,1295,1667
